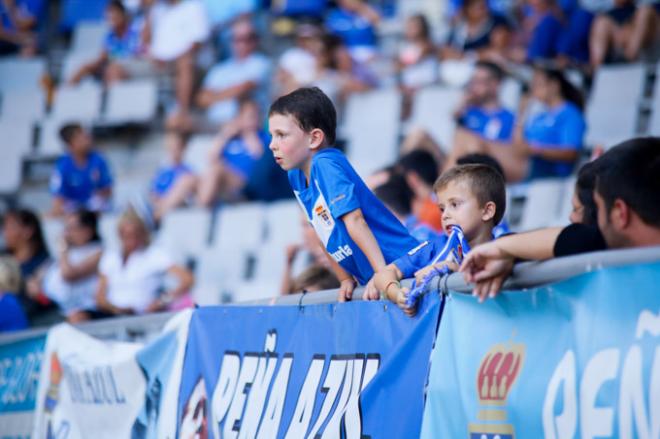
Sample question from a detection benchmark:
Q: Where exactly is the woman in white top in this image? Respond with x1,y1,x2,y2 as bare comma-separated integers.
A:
43,210,103,323
96,208,193,317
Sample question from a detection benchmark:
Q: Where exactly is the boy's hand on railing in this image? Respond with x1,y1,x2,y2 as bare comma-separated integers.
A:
337,278,357,302
394,286,417,317
363,278,380,301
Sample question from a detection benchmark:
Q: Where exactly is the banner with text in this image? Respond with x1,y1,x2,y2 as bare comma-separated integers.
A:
0,335,45,439
421,261,660,439
177,293,442,438
31,310,191,439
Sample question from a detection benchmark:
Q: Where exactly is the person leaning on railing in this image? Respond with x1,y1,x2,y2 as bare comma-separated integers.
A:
460,136,660,302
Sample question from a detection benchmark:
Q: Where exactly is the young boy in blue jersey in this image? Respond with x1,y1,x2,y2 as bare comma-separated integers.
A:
268,87,420,301
150,130,197,222
373,164,505,316
50,123,113,216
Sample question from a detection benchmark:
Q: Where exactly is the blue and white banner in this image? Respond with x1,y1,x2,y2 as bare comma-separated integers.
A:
31,310,191,439
0,335,46,439
421,261,660,439
177,294,442,438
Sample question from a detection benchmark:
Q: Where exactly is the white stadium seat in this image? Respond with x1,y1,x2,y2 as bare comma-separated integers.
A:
0,57,46,92
104,79,158,124
0,89,46,122
183,135,215,174
264,200,303,247
70,21,108,56
409,85,463,153
212,203,266,252
51,83,102,121
586,64,645,148
518,179,567,231
157,207,212,261
344,88,402,178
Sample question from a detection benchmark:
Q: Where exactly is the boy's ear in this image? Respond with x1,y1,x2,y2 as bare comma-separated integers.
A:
481,201,497,223
308,128,326,150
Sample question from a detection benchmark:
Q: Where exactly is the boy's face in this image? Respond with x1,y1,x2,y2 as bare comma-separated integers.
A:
268,113,314,171
69,129,92,155
436,179,492,240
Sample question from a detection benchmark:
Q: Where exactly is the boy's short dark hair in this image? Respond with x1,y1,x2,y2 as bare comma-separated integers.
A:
456,153,505,179
269,87,337,146
475,60,505,82
373,173,413,217
59,122,83,145
595,137,660,226
107,0,127,14
433,164,506,225
397,150,439,187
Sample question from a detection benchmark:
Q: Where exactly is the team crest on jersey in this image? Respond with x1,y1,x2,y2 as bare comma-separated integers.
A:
314,205,333,228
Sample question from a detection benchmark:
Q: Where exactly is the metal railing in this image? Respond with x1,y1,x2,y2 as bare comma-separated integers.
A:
1,246,659,345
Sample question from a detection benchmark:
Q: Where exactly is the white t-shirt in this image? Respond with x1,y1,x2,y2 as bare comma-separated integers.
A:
99,245,174,313
278,47,317,85
202,53,272,123
44,243,102,315
150,0,210,61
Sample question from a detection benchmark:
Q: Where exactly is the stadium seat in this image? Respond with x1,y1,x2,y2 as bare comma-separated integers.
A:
264,200,303,246
555,177,577,227
212,203,266,252
648,65,660,135
252,244,288,285
51,83,103,122
192,246,250,305
60,0,109,32
103,79,158,124
157,207,212,261
41,218,65,256
60,52,100,83
70,21,108,56
518,178,567,231
499,77,522,112
0,57,47,92
183,135,215,174
344,88,402,178
0,118,34,159
409,85,463,153
231,280,279,303
0,89,46,122
98,213,120,251
586,64,645,148
36,118,67,157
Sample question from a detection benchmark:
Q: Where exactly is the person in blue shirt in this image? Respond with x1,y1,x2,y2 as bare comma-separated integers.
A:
443,61,524,182
0,0,43,56
373,164,506,315
268,87,420,301
69,1,145,85
50,123,113,216
325,0,381,62
514,66,586,180
0,257,28,332
197,98,270,206
372,173,439,243
150,131,197,222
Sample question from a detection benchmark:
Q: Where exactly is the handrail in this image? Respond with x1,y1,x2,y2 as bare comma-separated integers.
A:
1,246,658,345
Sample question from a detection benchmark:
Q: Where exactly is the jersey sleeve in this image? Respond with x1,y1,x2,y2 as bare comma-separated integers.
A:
96,155,113,189
315,158,360,218
392,240,436,279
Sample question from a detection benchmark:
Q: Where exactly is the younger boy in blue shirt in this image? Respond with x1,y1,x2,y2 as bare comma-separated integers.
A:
373,164,506,315
268,87,420,301
50,123,113,216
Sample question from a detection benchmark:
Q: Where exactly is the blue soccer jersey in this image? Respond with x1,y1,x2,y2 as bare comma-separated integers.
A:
151,163,193,198
50,151,113,206
288,148,420,285
460,106,515,142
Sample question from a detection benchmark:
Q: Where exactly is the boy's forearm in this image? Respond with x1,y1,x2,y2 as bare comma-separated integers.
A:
343,209,387,272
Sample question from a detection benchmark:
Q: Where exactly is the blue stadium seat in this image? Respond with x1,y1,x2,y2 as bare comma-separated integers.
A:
59,0,109,32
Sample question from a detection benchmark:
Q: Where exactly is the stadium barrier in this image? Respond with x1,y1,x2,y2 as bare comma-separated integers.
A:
0,246,658,438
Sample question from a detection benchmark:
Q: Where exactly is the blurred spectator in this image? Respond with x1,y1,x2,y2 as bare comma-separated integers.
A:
325,0,380,62
276,23,323,95
95,208,194,317
397,14,439,94
509,0,563,63
0,256,28,332
196,18,270,128
396,150,443,232
0,0,42,56
43,210,102,323
513,66,585,179
202,0,258,26
145,0,210,130
569,160,598,225
50,123,113,216
313,34,378,104
589,0,659,68
2,208,54,324
373,173,440,242
289,264,340,294
70,1,147,85
280,213,334,295
441,0,511,61
197,98,268,206
439,61,522,181
150,130,197,222
555,0,594,67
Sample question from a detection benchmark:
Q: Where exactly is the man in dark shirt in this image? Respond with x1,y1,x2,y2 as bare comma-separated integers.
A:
459,136,660,301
